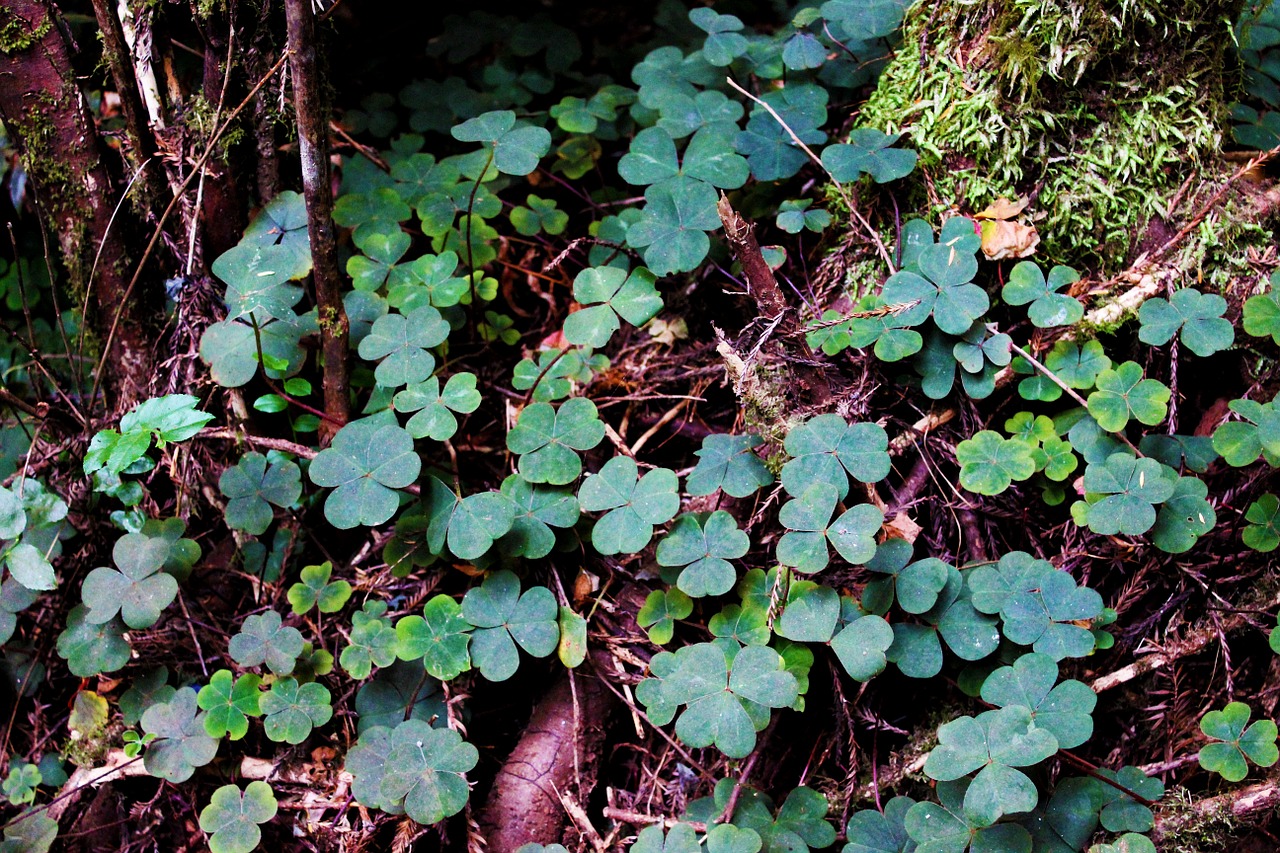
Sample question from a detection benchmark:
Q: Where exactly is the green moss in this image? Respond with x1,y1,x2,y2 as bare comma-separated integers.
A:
0,7,51,54
1155,786,1238,853
859,0,1242,273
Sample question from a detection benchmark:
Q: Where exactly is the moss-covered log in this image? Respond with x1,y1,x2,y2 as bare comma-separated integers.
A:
859,0,1256,272
0,0,157,401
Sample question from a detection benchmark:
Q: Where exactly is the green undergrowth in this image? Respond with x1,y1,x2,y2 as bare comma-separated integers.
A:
5,1,1280,852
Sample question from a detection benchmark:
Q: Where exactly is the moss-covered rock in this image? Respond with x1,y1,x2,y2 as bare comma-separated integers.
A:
859,0,1246,271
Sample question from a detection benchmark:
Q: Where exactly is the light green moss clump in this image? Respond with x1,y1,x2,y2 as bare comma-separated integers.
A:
859,0,1242,271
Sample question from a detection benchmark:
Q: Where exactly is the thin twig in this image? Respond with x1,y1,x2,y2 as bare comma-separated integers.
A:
725,76,895,273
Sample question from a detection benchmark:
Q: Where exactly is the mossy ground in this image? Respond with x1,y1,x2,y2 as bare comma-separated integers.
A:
858,0,1254,274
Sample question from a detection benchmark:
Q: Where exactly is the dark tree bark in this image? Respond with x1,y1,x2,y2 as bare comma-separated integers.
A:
285,0,350,434
0,0,157,401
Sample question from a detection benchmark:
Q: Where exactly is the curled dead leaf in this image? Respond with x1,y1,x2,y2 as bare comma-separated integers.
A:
882,511,922,544
974,196,1030,220
980,219,1040,260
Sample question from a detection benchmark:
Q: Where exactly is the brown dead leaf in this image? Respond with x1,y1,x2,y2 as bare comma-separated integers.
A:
974,196,1030,220
882,511,922,544
980,219,1040,260
573,568,600,605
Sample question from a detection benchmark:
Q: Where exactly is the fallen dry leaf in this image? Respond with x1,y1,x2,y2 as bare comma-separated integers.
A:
974,196,1030,220
882,511,922,544
980,219,1040,260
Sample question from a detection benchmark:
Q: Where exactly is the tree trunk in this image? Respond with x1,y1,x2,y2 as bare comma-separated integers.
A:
0,0,156,402
285,0,350,435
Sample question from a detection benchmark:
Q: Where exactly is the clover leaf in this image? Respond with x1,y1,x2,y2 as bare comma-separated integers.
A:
424,485,517,561
980,653,1096,748
393,373,481,441
379,719,479,824
141,689,220,783
212,242,305,321
1212,399,1280,466
507,397,606,485
461,570,558,681
904,779,1033,853
287,562,353,615
1079,454,1178,536
1,806,59,852
734,82,828,178
955,430,1037,496
219,452,302,535
199,782,278,853
843,796,915,853
451,110,551,176
619,126,749,191
1244,493,1280,552
1086,362,1170,432
396,594,472,680
776,199,832,234
354,660,445,733
1138,433,1217,473
578,456,680,555
775,581,840,643
80,531,179,629
495,474,580,559
348,228,411,291
924,705,1059,826
999,567,1103,660
56,605,130,677
1199,701,1279,782
509,194,568,236
357,305,450,388
333,187,412,236
2,764,39,806
687,433,773,498
885,566,1000,678
626,178,722,274
830,613,895,681
859,538,949,615
632,823,701,853
690,7,749,64
4,542,53,592
387,251,470,309
638,588,694,645
309,419,421,529
967,551,1102,659
1150,475,1216,553
563,265,663,347
199,312,311,388
777,483,882,572
260,677,333,744
882,240,987,335
821,129,917,183
685,779,836,853
709,602,771,647
657,511,749,598
196,670,262,740
821,0,912,38
1047,339,1112,390
1138,288,1234,356
341,600,399,679
1002,261,1083,328
781,414,890,499
512,346,607,402
655,641,798,758
228,610,304,675
1243,273,1280,343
